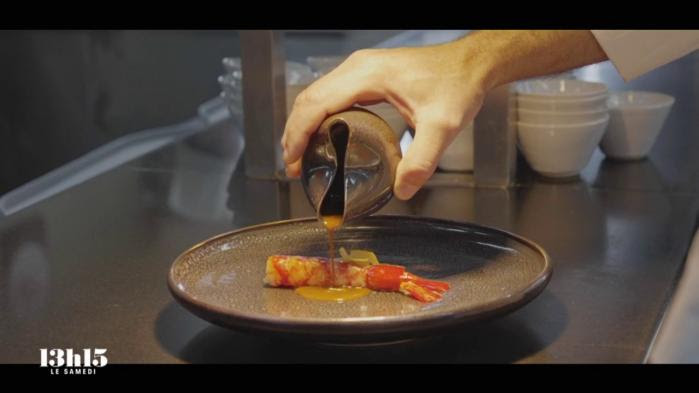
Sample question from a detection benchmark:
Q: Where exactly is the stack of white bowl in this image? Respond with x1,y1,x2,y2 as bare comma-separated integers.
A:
516,79,610,178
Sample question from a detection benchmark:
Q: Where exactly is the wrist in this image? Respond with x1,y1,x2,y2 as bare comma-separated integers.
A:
450,32,504,95
454,30,609,91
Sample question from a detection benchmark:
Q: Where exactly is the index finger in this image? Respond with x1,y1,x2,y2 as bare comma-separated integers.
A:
281,66,383,166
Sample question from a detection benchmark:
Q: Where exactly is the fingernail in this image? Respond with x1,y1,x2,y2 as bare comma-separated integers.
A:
395,182,419,200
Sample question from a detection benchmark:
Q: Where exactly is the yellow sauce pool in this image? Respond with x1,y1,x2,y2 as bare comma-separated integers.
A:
294,286,371,302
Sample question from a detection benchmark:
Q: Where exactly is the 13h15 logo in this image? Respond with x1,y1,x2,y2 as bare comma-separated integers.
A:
40,349,108,375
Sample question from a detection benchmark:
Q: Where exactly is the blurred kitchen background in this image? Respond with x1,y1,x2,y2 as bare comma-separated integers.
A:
0,30,402,195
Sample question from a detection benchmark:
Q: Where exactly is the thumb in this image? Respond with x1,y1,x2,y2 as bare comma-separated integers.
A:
394,121,455,200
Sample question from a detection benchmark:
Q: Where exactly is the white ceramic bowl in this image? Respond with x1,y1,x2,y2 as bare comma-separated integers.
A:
517,93,609,111
600,91,675,160
517,79,608,100
517,115,610,178
439,122,474,172
517,107,609,124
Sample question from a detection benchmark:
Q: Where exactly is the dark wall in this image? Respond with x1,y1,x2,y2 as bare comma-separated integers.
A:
0,30,241,194
0,30,401,195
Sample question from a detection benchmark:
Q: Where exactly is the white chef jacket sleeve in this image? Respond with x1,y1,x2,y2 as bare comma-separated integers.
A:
591,30,699,81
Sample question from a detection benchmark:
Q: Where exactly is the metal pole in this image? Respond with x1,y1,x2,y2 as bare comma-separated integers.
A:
473,83,518,188
239,30,287,180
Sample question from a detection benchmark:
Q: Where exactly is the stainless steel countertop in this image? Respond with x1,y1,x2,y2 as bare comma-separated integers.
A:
1,52,698,364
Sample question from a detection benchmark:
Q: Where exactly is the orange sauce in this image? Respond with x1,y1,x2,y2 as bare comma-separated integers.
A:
322,215,343,230
292,214,372,302
294,286,370,302
322,215,343,284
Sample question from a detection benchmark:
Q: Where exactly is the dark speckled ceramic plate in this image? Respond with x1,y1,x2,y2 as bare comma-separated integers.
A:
168,215,552,343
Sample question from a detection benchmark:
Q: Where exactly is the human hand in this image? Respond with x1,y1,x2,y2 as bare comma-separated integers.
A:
281,40,491,200
281,30,607,200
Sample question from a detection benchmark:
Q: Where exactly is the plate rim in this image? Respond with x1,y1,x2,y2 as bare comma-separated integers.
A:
167,215,553,337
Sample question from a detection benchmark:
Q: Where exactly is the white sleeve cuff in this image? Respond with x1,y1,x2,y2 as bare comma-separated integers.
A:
591,30,699,81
